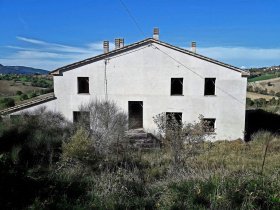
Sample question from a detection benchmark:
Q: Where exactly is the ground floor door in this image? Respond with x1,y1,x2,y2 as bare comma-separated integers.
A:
128,101,143,129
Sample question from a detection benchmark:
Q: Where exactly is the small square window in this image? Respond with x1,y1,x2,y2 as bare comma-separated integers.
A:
203,118,216,133
171,78,183,95
166,112,182,127
78,77,89,94
204,78,216,96
73,111,90,128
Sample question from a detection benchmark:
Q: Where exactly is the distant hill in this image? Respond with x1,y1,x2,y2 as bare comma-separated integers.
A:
247,65,280,72
0,64,49,75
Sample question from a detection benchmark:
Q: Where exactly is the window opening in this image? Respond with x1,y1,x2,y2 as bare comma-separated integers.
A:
171,78,183,95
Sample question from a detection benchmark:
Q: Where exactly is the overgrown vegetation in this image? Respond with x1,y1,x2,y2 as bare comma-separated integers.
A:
0,101,280,209
246,97,280,107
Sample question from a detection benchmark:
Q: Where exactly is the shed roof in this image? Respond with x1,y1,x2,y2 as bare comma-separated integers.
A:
50,38,250,77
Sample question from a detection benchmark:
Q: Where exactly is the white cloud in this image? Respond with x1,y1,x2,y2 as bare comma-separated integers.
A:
193,46,280,68
0,37,104,70
16,36,102,54
2,36,280,70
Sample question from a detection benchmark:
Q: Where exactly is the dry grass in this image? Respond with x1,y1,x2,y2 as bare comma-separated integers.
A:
246,91,278,100
0,80,44,96
141,131,280,179
249,77,280,92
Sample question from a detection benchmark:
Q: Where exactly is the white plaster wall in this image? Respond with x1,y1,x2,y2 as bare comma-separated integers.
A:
52,43,247,141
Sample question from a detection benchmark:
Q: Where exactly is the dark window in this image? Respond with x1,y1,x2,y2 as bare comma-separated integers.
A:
73,111,90,128
171,78,183,95
78,77,89,94
166,112,182,128
203,118,216,132
204,78,216,96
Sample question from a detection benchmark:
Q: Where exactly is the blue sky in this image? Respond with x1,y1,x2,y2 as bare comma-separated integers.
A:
1,0,280,70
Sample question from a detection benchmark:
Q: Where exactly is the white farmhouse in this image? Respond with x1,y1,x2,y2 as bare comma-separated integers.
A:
1,29,249,141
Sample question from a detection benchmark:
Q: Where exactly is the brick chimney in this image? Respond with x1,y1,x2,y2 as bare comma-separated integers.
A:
103,41,109,53
153,28,159,40
191,41,196,53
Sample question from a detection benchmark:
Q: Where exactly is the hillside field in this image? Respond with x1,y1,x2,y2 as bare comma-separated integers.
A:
0,80,44,96
0,75,53,109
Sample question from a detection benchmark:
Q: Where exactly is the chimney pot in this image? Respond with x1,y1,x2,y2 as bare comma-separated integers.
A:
191,41,196,53
115,38,121,50
103,41,109,53
153,27,159,40
119,38,124,48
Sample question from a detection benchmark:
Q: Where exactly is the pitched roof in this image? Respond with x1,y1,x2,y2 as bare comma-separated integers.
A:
0,93,56,115
50,38,250,76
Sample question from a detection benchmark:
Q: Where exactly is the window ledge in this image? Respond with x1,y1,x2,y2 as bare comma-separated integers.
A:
77,93,90,95
171,95,184,96
204,95,217,97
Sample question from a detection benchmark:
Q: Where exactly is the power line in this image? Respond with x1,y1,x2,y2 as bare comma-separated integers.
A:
151,44,246,106
118,0,145,37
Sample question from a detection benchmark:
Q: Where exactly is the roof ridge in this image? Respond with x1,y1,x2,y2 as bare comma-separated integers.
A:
49,38,249,76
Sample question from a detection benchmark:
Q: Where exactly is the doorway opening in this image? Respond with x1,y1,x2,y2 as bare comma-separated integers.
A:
128,101,143,129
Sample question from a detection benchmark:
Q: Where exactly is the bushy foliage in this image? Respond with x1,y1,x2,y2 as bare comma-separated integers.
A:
20,93,28,100
62,127,95,161
153,113,211,168
78,100,128,156
16,90,23,95
0,107,71,168
0,97,15,108
246,97,280,108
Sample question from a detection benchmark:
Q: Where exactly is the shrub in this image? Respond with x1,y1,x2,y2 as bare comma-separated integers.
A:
246,98,254,106
30,92,37,98
62,128,95,161
20,94,28,101
153,113,211,168
0,98,15,108
78,100,128,157
0,107,71,167
16,90,23,95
